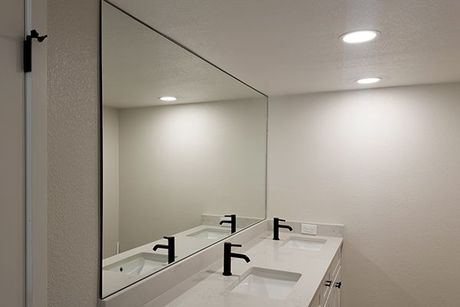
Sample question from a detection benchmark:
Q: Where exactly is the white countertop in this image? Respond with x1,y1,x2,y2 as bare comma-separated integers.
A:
143,231,343,307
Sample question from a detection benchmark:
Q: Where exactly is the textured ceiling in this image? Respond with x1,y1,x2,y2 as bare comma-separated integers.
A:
108,0,460,96
103,2,263,107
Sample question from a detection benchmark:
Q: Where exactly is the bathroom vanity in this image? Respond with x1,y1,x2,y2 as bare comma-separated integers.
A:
101,220,343,307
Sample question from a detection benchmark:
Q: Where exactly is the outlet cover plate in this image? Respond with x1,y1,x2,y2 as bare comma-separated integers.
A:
301,223,318,235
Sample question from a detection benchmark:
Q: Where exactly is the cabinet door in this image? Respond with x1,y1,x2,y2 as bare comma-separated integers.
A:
320,250,341,306
332,266,342,307
320,277,332,306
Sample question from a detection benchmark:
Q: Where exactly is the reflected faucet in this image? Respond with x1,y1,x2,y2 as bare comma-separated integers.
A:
222,242,250,276
153,236,175,264
219,214,237,233
273,217,293,240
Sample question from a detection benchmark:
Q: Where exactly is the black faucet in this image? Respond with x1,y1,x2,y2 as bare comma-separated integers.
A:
153,236,175,264
273,217,293,240
219,214,237,233
222,242,250,276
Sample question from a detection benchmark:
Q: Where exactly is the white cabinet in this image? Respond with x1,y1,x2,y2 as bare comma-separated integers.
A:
309,247,342,307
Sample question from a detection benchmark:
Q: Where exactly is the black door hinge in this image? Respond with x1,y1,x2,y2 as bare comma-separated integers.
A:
24,29,47,73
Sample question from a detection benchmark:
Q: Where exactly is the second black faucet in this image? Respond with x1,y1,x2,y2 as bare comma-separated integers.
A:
273,217,293,240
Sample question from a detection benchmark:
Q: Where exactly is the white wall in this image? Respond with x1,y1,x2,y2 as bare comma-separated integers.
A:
0,1,25,305
268,83,460,307
103,106,120,258
47,0,99,305
117,99,267,251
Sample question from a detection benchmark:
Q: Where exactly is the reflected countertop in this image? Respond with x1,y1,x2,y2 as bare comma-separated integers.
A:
103,224,236,297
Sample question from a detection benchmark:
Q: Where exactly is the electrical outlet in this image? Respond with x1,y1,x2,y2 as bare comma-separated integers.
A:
301,223,318,235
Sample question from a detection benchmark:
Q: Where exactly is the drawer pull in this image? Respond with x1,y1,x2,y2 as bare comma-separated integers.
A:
334,281,342,289
324,280,332,287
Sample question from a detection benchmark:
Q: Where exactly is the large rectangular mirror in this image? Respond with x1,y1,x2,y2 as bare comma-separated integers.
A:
101,1,267,298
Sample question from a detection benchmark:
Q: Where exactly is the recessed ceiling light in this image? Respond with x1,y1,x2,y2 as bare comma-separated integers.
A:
160,96,177,102
356,77,382,85
341,30,380,44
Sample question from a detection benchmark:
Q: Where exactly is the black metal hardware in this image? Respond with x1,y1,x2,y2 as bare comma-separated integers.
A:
219,214,237,233
273,217,293,240
334,281,342,288
324,280,332,287
153,236,175,264
222,242,250,276
24,29,48,73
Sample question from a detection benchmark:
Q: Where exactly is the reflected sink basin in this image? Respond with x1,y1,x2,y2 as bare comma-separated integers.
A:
187,228,230,240
283,237,326,251
103,253,169,276
230,267,301,299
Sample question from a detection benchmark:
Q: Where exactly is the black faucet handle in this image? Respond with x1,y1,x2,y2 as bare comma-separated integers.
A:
163,236,175,242
274,217,286,222
224,214,236,218
224,242,242,248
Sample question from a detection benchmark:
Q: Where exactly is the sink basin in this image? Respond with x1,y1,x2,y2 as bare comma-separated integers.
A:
103,253,169,276
283,237,326,252
230,267,301,299
187,228,230,240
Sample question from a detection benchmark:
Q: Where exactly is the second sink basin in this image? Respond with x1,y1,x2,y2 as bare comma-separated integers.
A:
230,267,301,300
103,252,169,276
283,237,326,251
187,227,230,240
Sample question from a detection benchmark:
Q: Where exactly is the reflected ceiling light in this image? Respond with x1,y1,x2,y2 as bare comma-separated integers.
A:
160,96,177,102
356,77,382,85
341,30,380,44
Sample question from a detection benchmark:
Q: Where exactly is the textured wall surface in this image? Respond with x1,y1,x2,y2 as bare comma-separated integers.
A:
47,0,100,305
268,83,460,307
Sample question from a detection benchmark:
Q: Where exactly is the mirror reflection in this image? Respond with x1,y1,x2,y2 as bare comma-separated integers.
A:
102,1,267,297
